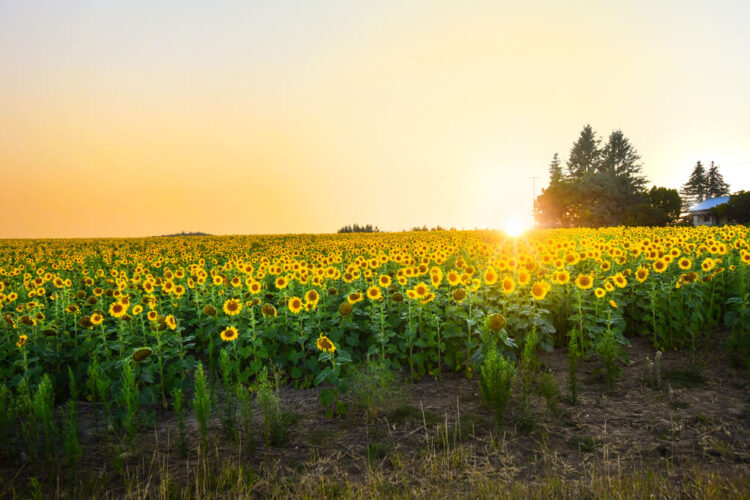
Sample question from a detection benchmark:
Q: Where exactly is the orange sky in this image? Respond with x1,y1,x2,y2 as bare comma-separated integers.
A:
1,1,749,238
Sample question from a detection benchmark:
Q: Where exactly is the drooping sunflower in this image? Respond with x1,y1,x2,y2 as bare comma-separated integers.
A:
452,287,467,302
316,335,336,354
220,326,239,342
287,296,303,314
261,303,278,317
16,334,28,348
223,298,242,316
487,313,506,332
338,302,353,317
609,299,618,309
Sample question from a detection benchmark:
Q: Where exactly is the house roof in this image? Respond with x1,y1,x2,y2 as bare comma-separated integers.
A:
689,196,729,212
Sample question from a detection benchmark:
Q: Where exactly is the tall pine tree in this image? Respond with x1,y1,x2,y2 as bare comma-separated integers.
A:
548,152,563,185
706,161,730,198
680,161,708,207
566,125,600,179
599,130,647,193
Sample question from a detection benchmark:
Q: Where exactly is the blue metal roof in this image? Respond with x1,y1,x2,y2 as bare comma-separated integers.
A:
689,196,729,212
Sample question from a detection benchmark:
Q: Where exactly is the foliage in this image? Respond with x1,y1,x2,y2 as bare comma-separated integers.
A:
478,344,515,427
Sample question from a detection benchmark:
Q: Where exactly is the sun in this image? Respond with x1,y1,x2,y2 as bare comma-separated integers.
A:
504,215,527,238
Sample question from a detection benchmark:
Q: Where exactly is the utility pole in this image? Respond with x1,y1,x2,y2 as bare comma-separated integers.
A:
528,176,540,228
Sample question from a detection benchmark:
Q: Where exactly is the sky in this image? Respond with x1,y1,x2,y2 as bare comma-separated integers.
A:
1,0,749,238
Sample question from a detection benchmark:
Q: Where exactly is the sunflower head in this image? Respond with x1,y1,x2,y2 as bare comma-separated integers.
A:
202,305,217,317
261,303,277,317
452,288,467,302
316,335,336,354
487,313,506,332
390,292,404,303
220,326,239,342
338,302,353,317
132,347,153,361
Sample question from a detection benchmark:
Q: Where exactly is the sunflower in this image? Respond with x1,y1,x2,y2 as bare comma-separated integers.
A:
413,282,429,298
147,310,158,322
575,274,593,290
635,266,649,283
604,281,615,292
594,287,606,298
653,259,668,273
288,296,303,314
165,314,177,330
132,305,143,315
220,326,239,342
501,276,515,294
613,273,627,288
90,312,104,325
678,258,691,270
609,299,618,309
531,280,550,301
261,303,277,317
452,287,467,302
517,270,531,286
16,334,28,348
391,292,404,302
487,314,506,332
339,302,353,316
446,270,461,286
366,286,383,301
275,276,289,289
305,289,320,305
202,304,217,316
420,292,435,304
701,258,716,272
378,274,392,288
484,268,498,285
556,270,571,285
109,301,128,318
132,347,153,361
316,335,336,354
347,292,363,304
248,281,262,294
223,298,243,316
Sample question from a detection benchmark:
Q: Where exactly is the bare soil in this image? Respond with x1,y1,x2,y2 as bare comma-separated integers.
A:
2,334,749,498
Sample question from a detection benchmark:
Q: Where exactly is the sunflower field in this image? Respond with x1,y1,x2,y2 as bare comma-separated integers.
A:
0,226,749,462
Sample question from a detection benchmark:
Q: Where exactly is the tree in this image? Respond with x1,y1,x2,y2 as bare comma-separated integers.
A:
680,161,708,208
706,161,730,198
566,125,600,179
548,153,564,185
713,191,750,224
599,130,647,193
649,186,682,224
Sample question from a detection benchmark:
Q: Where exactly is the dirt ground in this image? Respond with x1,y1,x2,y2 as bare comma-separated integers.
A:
2,334,749,497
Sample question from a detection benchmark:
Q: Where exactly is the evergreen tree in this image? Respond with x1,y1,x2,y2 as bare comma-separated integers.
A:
548,153,564,185
680,161,708,207
599,130,647,193
566,125,600,179
706,161,730,198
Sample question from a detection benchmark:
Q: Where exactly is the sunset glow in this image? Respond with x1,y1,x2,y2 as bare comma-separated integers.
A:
1,1,749,238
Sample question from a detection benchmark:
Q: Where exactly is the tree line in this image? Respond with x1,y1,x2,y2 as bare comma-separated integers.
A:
535,125,732,228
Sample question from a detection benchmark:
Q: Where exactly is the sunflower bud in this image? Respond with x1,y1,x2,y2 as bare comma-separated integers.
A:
202,305,217,317
487,313,506,332
338,302,353,317
390,292,404,302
